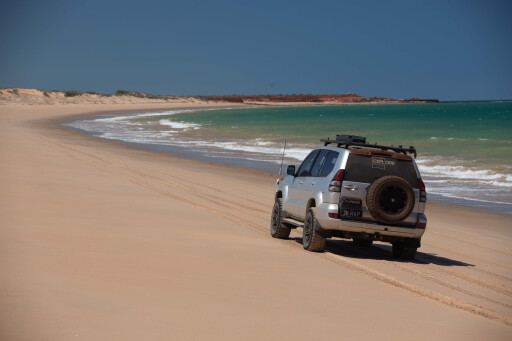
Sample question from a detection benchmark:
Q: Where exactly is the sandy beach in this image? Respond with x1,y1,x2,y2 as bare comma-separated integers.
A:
1,101,512,340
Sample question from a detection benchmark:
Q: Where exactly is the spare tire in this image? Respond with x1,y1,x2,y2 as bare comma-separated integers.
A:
366,175,415,224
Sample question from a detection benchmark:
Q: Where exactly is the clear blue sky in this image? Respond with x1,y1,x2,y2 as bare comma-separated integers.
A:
1,0,511,100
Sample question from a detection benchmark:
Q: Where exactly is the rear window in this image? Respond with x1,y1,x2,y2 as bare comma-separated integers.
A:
344,154,419,187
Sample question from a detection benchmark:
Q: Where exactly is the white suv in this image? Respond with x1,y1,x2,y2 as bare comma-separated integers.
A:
270,135,427,259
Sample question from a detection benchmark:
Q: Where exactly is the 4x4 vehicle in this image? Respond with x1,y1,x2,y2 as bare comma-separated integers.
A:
270,135,427,259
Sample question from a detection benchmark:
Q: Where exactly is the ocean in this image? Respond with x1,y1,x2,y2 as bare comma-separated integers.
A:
69,102,512,215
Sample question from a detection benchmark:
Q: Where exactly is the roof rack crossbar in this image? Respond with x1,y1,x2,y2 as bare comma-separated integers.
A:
320,138,417,158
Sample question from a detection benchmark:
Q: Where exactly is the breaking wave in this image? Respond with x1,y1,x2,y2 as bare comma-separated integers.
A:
69,109,512,207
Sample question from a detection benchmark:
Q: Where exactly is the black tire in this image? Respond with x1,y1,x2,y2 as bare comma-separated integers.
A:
366,175,415,225
353,238,373,247
392,242,404,258
392,242,417,260
302,207,326,252
402,246,417,260
270,198,291,239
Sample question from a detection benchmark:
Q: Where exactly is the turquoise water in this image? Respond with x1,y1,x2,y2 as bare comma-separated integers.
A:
72,102,512,211
164,102,512,168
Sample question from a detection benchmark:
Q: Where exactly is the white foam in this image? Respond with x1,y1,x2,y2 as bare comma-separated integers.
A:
93,110,182,123
159,119,201,130
489,180,512,188
70,109,512,206
427,190,512,205
253,139,272,146
173,140,311,164
417,164,511,182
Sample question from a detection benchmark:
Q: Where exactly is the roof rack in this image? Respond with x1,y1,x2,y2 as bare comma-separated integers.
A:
320,134,417,158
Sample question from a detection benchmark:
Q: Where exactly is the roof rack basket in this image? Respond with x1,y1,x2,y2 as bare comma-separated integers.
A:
320,134,417,158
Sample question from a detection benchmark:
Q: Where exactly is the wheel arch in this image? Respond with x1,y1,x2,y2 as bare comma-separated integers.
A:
306,198,316,211
275,190,283,200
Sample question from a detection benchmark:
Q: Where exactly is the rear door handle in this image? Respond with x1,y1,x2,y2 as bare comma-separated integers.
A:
299,181,304,184
311,182,316,186
343,185,358,191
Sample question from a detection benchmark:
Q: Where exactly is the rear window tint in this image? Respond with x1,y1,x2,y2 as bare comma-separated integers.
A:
344,154,419,187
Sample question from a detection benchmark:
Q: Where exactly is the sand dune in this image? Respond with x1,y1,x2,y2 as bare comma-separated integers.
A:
0,88,206,106
1,103,511,340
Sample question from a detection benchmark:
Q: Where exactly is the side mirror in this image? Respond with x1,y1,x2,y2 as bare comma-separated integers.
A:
287,165,296,176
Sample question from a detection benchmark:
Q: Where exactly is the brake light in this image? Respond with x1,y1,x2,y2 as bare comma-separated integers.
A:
334,169,344,181
329,170,344,192
418,222,426,229
419,179,426,191
419,179,427,202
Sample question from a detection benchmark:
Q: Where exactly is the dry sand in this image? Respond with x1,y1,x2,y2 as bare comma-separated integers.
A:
1,101,512,340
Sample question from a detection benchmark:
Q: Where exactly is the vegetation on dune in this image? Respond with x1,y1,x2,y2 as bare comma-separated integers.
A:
64,90,83,97
115,89,178,100
63,90,111,97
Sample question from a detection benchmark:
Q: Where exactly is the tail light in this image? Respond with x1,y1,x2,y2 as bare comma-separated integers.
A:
419,179,427,202
329,170,344,192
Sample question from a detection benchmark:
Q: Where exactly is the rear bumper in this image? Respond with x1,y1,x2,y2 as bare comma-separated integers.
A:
317,203,426,239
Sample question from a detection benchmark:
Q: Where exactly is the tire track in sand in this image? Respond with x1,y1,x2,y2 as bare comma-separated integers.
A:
320,251,512,326
328,240,512,310
428,230,512,257
423,242,512,271
39,133,512,327
366,244,512,300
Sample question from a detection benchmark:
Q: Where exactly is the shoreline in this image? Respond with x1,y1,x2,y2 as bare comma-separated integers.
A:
62,106,512,216
21,103,512,236
2,103,512,340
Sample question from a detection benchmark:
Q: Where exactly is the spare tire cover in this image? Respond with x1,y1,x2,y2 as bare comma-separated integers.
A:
366,175,415,225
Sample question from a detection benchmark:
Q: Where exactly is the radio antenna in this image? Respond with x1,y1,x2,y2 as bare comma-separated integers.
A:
278,139,287,178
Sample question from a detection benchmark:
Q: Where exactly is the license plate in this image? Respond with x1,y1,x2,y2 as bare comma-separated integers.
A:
341,209,362,218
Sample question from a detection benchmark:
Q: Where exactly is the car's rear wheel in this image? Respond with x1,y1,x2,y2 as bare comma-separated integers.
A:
367,175,415,225
270,198,291,239
302,207,326,252
392,242,417,260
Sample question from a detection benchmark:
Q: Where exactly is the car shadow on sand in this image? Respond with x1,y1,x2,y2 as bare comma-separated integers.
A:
292,237,474,267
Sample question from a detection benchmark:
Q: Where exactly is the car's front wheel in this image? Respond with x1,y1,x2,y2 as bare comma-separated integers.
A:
270,198,291,239
302,207,326,252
